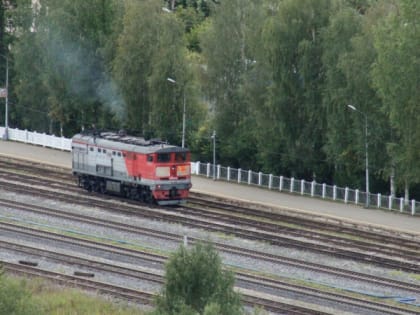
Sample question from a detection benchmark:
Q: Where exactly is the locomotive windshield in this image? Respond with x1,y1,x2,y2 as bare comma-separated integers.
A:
176,152,187,162
157,153,171,163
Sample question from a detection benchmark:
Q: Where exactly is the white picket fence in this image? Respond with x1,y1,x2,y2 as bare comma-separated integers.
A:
1,126,71,151
191,162,419,215
1,126,418,215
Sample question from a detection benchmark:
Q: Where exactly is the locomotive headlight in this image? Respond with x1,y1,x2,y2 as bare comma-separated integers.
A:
156,166,170,177
177,165,190,176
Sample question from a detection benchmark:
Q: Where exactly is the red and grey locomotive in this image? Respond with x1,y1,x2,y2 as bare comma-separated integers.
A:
71,131,191,205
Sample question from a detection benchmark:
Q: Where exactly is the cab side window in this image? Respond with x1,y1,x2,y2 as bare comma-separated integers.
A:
147,155,154,162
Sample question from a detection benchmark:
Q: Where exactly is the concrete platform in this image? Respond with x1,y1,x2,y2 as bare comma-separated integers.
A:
1,140,419,235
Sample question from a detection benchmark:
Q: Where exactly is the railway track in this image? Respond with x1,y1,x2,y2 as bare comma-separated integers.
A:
0,198,419,296
0,199,420,295
187,194,420,250
1,174,419,274
1,222,418,315
2,261,155,304
1,156,420,314
0,227,330,314
1,157,419,252
1,156,418,245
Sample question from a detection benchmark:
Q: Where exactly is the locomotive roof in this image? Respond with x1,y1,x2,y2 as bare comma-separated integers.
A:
72,131,188,154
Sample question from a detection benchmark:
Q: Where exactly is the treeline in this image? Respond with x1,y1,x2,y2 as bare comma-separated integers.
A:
0,0,419,199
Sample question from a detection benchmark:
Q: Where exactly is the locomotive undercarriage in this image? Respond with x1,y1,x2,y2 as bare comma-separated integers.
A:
122,184,153,204
77,174,154,204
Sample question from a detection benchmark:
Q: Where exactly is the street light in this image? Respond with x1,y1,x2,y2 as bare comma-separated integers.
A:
211,130,216,180
167,77,186,148
347,104,369,208
0,54,9,140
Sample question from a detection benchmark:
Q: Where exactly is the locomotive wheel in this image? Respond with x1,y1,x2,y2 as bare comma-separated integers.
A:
129,188,139,200
137,186,152,204
142,191,152,204
97,180,106,194
83,179,91,191
99,182,106,194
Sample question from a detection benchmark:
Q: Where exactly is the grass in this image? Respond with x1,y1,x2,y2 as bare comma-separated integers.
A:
1,275,147,315
390,269,420,282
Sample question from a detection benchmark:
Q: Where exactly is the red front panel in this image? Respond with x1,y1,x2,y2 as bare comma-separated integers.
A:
152,152,191,181
152,188,190,200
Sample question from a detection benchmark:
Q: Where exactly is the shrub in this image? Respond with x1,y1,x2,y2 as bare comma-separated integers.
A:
153,242,242,315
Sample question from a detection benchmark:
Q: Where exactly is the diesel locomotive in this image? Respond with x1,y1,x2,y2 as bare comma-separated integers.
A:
71,131,191,205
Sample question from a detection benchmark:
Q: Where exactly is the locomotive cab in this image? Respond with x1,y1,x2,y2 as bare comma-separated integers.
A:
150,148,191,204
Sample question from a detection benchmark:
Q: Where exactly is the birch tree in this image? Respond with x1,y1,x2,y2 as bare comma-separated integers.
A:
371,0,420,201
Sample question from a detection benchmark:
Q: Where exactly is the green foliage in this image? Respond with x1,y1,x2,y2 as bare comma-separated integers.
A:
154,242,242,315
255,0,334,178
11,0,121,135
0,270,42,315
371,0,420,193
0,272,145,315
344,0,377,13
251,306,269,315
200,0,262,167
112,0,203,144
112,0,157,134
4,0,420,198
321,4,370,187
147,10,190,144
32,283,145,315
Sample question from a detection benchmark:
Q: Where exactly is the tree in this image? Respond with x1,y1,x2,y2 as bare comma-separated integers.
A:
371,0,420,201
11,0,120,136
321,5,364,186
147,7,191,144
112,0,201,144
154,242,242,315
255,0,334,178
320,3,389,191
0,0,17,128
200,0,263,169
113,0,171,139
12,29,50,131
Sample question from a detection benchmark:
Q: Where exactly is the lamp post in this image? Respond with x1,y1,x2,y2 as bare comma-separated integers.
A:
347,104,369,208
167,77,186,148
0,54,9,140
211,130,216,180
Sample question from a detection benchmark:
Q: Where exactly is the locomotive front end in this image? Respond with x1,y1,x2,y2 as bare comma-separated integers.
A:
150,148,192,205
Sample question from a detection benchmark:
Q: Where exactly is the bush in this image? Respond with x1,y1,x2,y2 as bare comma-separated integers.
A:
153,242,242,315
